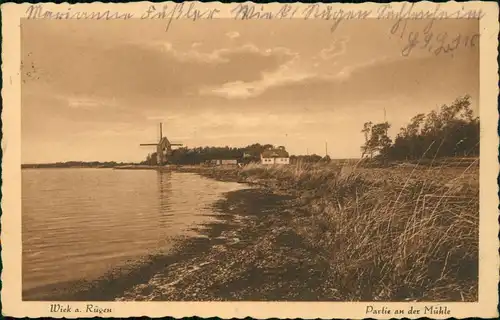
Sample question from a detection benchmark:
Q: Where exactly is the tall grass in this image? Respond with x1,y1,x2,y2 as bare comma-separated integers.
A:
239,160,479,301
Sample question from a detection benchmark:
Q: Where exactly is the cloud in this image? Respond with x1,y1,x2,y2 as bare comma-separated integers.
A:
196,41,387,101
335,56,391,79
199,48,313,99
226,31,241,40
199,71,312,100
22,33,297,109
66,96,118,109
157,42,294,66
318,37,349,60
254,49,479,110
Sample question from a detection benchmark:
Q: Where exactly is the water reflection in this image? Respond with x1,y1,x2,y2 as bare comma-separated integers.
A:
156,171,172,227
157,171,172,245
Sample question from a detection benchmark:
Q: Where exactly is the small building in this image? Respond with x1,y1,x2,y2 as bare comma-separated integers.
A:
261,146,290,165
221,159,238,165
208,159,238,166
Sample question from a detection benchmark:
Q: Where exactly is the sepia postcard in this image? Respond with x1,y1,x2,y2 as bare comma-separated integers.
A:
1,1,499,318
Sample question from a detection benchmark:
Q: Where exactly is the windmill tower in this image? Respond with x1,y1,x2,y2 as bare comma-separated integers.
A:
140,123,183,166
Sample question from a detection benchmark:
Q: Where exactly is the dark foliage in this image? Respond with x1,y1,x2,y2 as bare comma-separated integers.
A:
142,143,275,165
142,144,331,166
361,95,479,161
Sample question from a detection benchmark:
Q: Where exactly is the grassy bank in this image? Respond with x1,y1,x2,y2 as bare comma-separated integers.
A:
181,160,479,301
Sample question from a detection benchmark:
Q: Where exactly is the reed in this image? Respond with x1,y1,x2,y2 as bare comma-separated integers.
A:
238,160,479,301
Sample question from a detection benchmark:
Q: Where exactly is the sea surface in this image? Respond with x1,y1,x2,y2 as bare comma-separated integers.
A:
22,168,245,299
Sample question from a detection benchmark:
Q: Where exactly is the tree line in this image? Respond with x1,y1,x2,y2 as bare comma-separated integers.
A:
141,143,331,165
360,95,479,161
143,143,271,165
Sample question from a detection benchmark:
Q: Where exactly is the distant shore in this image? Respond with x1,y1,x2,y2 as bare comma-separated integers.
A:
22,156,478,170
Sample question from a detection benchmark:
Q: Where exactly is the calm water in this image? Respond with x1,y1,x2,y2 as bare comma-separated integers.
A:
22,169,245,296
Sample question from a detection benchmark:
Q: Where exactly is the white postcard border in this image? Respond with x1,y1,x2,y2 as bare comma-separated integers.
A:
1,1,499,318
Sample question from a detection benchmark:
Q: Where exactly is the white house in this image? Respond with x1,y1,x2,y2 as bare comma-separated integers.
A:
260,146,290,165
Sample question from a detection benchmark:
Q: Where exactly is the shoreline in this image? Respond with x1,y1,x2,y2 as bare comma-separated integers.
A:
24,167,334,301
24,182,319,301
23,164,478,301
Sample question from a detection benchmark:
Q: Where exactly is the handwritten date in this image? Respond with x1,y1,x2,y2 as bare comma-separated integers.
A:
401,30,479,57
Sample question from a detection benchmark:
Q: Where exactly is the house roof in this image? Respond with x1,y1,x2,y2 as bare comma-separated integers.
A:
261,148,289,158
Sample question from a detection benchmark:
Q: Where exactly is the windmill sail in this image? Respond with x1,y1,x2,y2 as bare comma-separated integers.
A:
139,122,183,166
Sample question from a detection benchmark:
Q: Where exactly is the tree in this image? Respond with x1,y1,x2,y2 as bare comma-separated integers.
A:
360,121,373,158
361,122,392,158
363,95,479,161
142,152,158,165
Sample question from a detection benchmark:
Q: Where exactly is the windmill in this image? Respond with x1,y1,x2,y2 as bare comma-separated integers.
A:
140,123,183,166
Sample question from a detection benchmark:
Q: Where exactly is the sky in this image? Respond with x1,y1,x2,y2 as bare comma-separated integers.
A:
21,18,479,163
